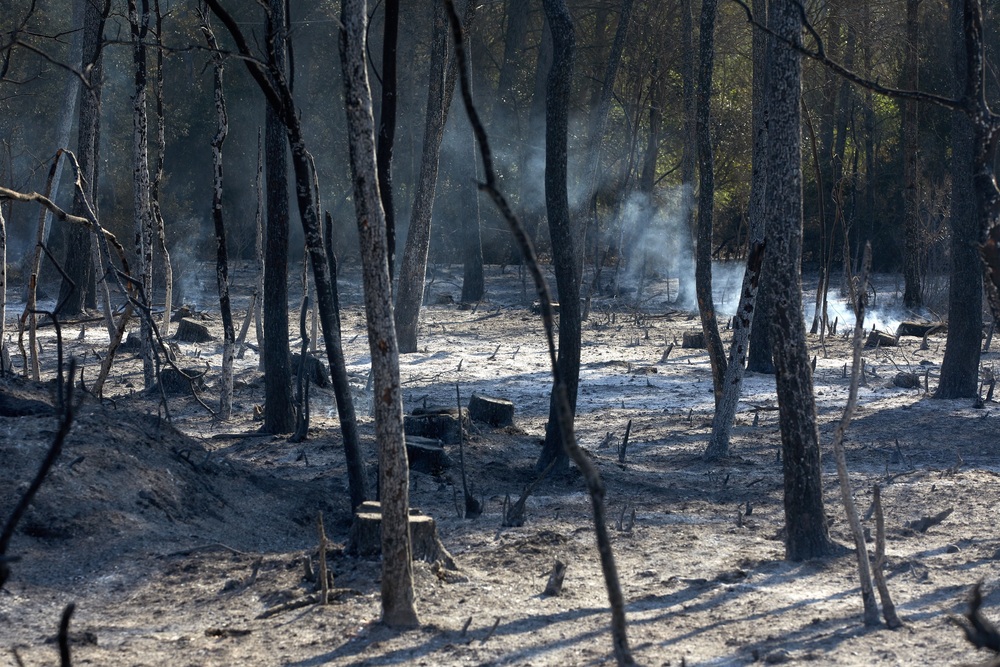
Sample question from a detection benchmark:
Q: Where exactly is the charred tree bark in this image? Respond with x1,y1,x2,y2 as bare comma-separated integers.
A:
340,0,418,628
695,0,727,407
746,0,775,374
901,0,922,310
460,51,485,305
679,0,698,312
766,0,833,561
705,241,766,459
262,0,294,434
202,15,235,420
151,0,172,337
935,0,981,399
59,0,106,318
536,0,580,476
127,0,155,389
376,0,399,284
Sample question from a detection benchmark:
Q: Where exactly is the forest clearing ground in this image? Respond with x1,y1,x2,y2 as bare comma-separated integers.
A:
2,263,1000,666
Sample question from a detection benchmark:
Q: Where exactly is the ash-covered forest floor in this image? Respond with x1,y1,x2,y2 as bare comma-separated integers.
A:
3,262,1000,666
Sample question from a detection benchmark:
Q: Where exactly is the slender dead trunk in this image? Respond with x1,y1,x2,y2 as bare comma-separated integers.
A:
377,0,399,284
901,0,922,309
202,15,234,420
152,0,172,336
536,0,581,475
695,0,727,406
127,0,154,389
341,0,418,628
394,2,460,352
704,240,766,459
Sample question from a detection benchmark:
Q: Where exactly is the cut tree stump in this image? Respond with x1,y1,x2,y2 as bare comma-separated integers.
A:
174,318,214,343
405,407,467,444
682,331,706,349
893,372,921,389
406,435,452,474
468,393,514,427
895,321,945,338
347,501,456,569
864,330,897,348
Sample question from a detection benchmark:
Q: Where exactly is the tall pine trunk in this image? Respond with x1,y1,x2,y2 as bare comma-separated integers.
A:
766,0,833,561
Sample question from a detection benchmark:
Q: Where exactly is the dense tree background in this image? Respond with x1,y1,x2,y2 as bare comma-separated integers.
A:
4,0,996,309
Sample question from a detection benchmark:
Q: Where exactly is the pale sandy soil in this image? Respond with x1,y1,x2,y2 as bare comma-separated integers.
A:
2,263,999,666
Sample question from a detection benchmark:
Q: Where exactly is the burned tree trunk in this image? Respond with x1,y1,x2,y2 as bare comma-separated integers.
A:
705,240,766,460
766,0,833,560
695,0,727,408
127,0,155,389
201,14,235,420
376,0,399,284
151,0,173,338
394,2,461,353
262,0,294,434
536,0,581,476
340,0,418,628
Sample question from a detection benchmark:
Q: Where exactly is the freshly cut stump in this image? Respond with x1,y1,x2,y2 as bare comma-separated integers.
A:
348,501,456,569
468,393,514,427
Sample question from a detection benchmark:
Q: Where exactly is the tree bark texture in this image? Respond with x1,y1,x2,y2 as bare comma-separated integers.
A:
263,0,294,434
935,0,982,399
695,0,727,408
376,0,399,285
341,0,418,628
746,0,775,374
59,0,101,317
127,0,155,389
536,0,581,475
395,2,458,353
901,0,922,309
765,0,832,561
152,0,172,337
202,17,235,421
